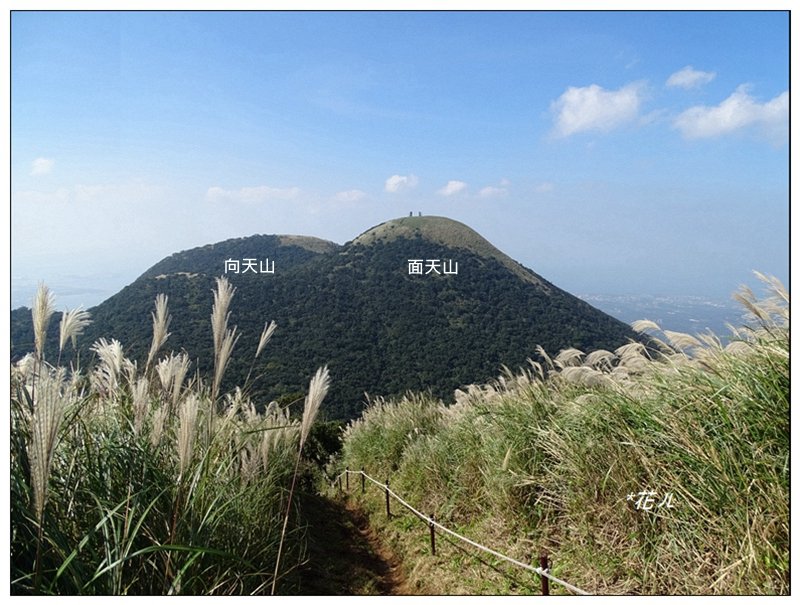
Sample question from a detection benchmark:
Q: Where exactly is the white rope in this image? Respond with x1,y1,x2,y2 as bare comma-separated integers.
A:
336,469,592,596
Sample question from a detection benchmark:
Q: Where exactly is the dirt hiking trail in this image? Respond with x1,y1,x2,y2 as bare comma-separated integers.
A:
296,493,411,595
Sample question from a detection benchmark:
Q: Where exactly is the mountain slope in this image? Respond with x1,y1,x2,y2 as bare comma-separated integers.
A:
12,216,643,420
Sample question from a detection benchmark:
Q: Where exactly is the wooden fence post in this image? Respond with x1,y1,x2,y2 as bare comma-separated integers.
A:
361,468,365,494
429,513,436,555
346,467,349,491
539,553,549,596
385,479,391,518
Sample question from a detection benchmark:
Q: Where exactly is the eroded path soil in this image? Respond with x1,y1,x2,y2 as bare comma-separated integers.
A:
296,493,410,595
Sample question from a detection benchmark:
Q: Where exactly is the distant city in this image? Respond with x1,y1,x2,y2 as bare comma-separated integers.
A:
579,294,746,340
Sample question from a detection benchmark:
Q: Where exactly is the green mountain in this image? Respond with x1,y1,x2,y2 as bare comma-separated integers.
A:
12,216,643,420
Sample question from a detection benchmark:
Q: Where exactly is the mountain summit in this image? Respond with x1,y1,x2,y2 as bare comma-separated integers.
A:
13,216,641,419
352,216,548,288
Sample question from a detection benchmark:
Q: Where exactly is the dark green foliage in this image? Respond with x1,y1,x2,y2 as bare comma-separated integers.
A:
303,420,346,467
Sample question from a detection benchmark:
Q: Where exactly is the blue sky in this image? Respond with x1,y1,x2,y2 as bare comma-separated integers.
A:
10,10,789,310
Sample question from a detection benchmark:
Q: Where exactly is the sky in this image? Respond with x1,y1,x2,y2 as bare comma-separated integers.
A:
9,9,790,310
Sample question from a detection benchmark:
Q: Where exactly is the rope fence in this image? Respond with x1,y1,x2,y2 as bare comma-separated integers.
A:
331,467,591,596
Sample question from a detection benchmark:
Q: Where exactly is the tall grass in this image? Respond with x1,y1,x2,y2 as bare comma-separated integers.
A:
11,281,329,595
271,365,330,595
340,275,789,595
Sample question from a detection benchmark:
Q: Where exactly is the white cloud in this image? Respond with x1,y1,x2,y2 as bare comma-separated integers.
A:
333,189,367,202
31,157,54,176
534,182,555,193
384,174,418,193
666,66,716,89
478,179,510,198
437,180,467,196
206,185,301,202
478,186,507,198
673,85,788,143
550,82,644,138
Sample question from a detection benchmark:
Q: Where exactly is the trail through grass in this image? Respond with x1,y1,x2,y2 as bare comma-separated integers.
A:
297,492,409,595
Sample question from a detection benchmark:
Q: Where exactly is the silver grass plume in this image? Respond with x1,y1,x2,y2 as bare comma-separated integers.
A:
754,270,789,304
256,320,278,358
177,394,200,479
211,276,236,356
241,397,259,425
618,354,650,373
697,331,724,350
90,338,126,397
535,344,554,372
15,353,38,382
29,368,72,525
212,327,239,401
146,294,171,370
132,377,150,437
585,349,617,371
615,341,647,359
224,396,241,420
733,284,768,323
122,357,138,390
725,340,753,357
224,387,247,418
58,307,92,353
240,443,260,483
610,365,632,380
300,365,331,449
210,277,238,400
150,404,169,448
663,330,703,353
32,283,56,360
526,358,545,381
615,342,651,373
501,446,513,471
735,272,789,328
156,352,191,412
631,319,661,333
555,347,584,369
156,356,175,392
561,365,613,388
264,400,281,419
